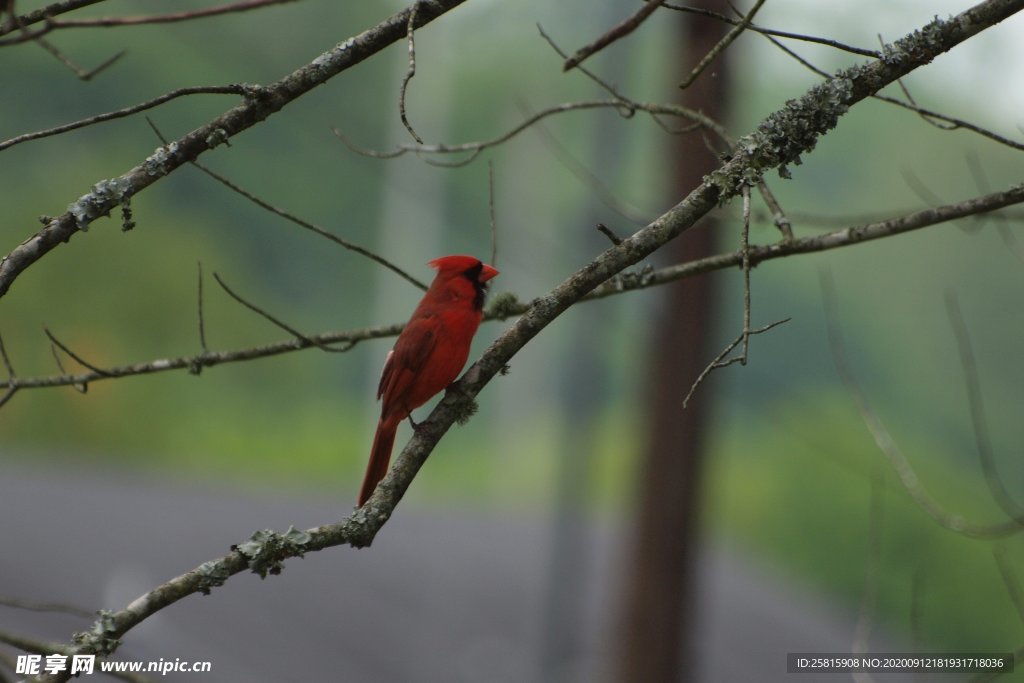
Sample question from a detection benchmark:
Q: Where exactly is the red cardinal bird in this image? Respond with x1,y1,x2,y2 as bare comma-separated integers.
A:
358,255,499,506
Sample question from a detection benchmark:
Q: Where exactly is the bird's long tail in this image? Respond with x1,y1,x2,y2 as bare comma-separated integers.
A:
358,418,398,506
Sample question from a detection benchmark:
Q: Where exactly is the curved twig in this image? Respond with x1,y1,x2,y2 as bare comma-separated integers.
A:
334,99,729,164
399,1,424,144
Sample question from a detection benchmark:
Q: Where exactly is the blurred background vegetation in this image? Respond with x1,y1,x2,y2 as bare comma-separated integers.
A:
1,0,1022,660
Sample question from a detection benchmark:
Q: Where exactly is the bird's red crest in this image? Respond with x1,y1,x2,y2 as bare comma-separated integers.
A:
428,254,499,283
429,254,481,273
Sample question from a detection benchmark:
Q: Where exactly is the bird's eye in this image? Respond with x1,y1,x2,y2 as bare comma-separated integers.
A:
462,262,483,282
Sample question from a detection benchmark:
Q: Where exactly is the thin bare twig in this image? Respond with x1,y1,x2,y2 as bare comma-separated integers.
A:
0,593,93,619
739,184,753,358
47,338,83,393
44,327,110,377
399,1,424,144
212,273,355,354
0,86,248,153
195,158,429,290
664,2,880,58
42,0,298,28
0,338,15,409
596,223,623,246
755,179,794,240
32,36,124,80
680,0,766,89
536,23,632,104
759,27,831,78
681,318,789,408
0,2,124,78
683,184,791,407
0,0,296,43
543,20,793,239
335,99,726,170
197,262,209,354
562,0,665,72
0,333,14,378
488,160,497,267
140,113,426,291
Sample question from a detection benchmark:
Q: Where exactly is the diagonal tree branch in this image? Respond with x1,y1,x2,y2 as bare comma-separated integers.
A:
0,0,468,300
27,4,1024,678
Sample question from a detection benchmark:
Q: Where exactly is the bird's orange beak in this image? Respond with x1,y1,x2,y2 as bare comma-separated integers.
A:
479,264,499,283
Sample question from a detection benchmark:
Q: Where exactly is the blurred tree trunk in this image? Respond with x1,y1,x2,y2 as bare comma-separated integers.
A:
614,2,732,682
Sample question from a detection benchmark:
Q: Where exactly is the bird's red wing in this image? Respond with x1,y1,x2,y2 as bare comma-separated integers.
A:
377,315,438,413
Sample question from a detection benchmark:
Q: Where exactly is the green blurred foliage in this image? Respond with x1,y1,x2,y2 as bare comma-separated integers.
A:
707,394,1024,652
